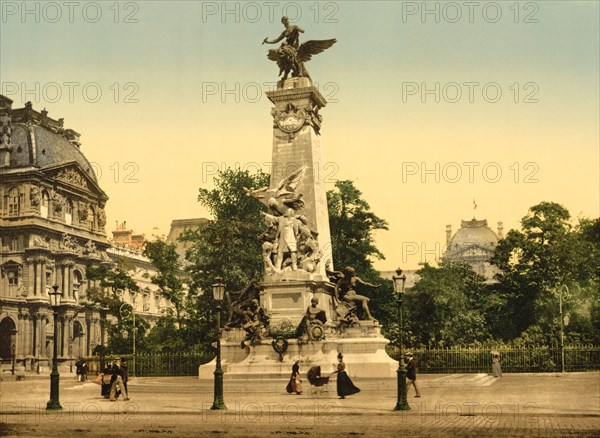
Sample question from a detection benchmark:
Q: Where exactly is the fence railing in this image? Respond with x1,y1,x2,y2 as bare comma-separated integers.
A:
82,345,599,377
386,345,600,373
85,353,214,377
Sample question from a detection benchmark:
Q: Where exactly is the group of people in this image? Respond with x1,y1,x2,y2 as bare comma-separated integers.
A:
286,353,360,399
286,352,424,400
97,358,130,401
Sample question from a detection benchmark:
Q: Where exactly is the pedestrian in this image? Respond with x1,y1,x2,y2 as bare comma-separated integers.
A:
100,364,112,398
491,352,502,378
286,360,303,395
109,361,129,401
405,352,421,397
334,353,360,399
75,357,88,382
120,357,129,392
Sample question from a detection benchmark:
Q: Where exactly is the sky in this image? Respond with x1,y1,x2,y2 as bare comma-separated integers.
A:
1,1,598,270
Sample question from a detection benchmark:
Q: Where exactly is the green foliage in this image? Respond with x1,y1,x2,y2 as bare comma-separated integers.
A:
405,262,490,348
491,202,599,341
175,168,270,352
144,315,190,353
326,180,396,334
85,259,139,321
183,168,269,294
143,239,186,327
106,315,150,355
327,180,389,275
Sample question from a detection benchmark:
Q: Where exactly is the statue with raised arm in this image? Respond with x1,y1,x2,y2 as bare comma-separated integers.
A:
263,17,336,81
334,266,380,322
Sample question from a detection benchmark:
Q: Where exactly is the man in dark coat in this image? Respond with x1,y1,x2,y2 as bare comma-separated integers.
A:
405,352,421,397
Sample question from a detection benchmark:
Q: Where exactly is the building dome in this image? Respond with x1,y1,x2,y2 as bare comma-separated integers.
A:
447,219,499,253
443,218,503,282
3,101,98,182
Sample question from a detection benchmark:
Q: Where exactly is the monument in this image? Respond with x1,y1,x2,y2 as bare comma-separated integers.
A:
199,19,397,379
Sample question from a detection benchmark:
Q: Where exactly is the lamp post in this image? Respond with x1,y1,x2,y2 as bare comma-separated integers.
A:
98,305,109,371
47,285,63,410
120,300,137,379
211,276,227,410
392,268,410,411
559,285,569,373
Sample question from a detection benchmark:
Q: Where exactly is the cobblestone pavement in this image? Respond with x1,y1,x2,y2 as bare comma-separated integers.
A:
1,372,598,437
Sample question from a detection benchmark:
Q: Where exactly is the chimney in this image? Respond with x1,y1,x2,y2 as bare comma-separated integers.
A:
446,224,452,246
497,221,504,239
0,95,13,167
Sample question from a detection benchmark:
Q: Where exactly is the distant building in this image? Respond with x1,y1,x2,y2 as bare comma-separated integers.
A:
166,218,207,261
443,218,503,282
111,221,145,251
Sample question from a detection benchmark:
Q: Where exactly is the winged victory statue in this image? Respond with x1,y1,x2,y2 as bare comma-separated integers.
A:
262,17,336,81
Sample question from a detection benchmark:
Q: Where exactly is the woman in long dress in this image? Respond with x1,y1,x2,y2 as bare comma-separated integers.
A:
335,353,360,399
492,353,502,377
286,361,303,394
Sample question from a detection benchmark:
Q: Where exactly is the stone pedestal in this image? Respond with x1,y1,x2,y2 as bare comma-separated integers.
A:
259,276,335,328
199,324,398,380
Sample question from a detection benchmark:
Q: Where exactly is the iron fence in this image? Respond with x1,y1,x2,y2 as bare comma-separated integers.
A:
85,353,214,377
386,345,600,373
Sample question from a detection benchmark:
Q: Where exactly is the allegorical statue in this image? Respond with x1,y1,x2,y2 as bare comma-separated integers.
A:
245,166,306,216
296,297,327,341
262,16,336,80
241,299,271,347
334,267,380,323
225,280,261,328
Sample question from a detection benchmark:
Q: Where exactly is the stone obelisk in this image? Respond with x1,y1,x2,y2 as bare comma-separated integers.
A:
257,77,334,328
266,77,332,277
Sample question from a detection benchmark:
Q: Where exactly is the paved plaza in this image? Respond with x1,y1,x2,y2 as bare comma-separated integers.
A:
0,372,599,437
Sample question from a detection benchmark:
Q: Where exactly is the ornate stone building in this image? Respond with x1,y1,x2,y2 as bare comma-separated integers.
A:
0,96,111,372
443,217,504,282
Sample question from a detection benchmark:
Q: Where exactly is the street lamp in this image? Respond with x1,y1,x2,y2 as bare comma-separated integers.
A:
211,276,227,410
120,299,137,379
559,285,570,373
47,285,63,410
392,268,410,411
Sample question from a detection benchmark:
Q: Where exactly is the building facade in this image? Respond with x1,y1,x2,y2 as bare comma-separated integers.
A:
0,96,115,372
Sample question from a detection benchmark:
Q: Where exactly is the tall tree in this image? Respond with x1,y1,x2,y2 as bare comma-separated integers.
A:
183,168,269,293
327,180,389,276
143,238,186,328
405,262,490,347
85,258,139,322
326,180,396,331
491,202,599,342
180,168,270,352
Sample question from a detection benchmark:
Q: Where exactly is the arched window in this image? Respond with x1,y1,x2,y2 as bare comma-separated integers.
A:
65,198,73,225
41,190,49,218
0,318,17,359
6,187,23,216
